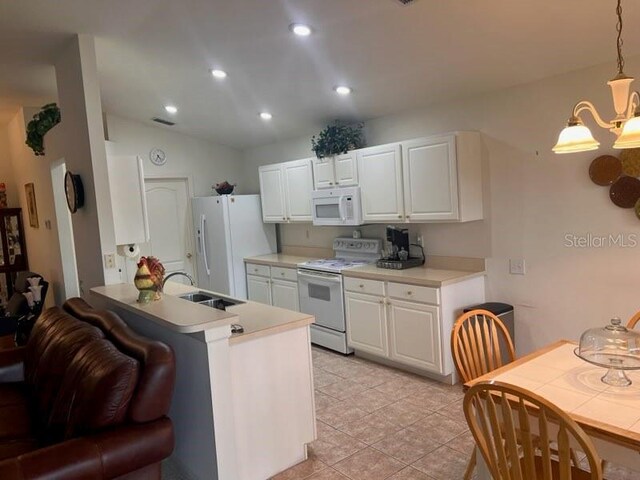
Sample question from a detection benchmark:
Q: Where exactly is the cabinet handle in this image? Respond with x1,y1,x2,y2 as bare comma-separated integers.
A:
406,215,410,219
254,268,258,272
359,284,365,288
398,215,402,219
281,272,285,276
329,182,334,185
282,217,286,220
379,299,384,304
407,291,413,295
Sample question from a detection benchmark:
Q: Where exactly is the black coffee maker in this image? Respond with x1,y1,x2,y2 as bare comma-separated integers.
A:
377,226,425,270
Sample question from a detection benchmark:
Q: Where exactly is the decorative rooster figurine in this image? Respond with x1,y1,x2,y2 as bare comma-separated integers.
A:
134,256,165,303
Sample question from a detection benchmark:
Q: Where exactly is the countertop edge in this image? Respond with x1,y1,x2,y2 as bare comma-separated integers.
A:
341,269,486,288
229,316,314,345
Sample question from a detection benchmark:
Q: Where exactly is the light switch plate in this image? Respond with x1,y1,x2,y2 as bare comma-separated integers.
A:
104,253,117,269
509,259,526,275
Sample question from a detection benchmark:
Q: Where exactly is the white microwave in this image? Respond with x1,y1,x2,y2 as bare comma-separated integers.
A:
311,187,363,226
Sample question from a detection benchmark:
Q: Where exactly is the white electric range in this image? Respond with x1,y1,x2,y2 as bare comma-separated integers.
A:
298,237,382,354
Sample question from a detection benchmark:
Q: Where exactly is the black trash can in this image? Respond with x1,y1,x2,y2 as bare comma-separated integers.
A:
463,302,515,352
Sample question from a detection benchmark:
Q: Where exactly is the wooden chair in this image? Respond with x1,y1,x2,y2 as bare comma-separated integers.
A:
451,309,516,479
627,310,640,329
463,381,602,480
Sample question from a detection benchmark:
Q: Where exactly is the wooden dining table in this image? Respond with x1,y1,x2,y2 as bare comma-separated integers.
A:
465,340,640,479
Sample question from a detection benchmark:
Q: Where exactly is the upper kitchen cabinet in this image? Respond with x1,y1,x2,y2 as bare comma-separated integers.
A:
402,132,483,222
312,152,358,189
259,159,313,223
107,155,149,245
258,164,286,222
357,143,404,222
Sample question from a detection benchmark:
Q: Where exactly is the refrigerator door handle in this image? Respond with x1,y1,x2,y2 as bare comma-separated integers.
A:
200,214,211,276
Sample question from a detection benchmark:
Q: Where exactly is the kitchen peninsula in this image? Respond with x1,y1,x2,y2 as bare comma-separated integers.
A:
90,282,316,480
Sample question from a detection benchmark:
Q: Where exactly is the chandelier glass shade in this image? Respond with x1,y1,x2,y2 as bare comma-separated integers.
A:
553,0,640,154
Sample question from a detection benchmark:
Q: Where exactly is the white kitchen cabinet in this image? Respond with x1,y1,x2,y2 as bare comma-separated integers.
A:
107,155,149,245
247,274,272,305
344,274,485,381
388,300,441,372
312,152,358,190
283,159,313,221
245,264,300,312
345,291,388,357
259,159,313,223
258,164,287,222
356,143,404,222
271,278,300,311
402,132,482,222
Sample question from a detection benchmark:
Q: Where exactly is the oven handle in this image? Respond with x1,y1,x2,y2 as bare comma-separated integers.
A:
297,269,343,284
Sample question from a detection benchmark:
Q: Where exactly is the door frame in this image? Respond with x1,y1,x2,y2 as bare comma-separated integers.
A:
143,174,197,282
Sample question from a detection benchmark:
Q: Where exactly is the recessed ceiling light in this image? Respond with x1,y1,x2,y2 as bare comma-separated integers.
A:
259,112,273,121
211,69,227,79
290,23,312,36
164,105,178,114
334,86,352,96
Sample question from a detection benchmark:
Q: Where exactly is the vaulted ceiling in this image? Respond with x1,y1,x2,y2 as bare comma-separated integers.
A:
1,0,640,148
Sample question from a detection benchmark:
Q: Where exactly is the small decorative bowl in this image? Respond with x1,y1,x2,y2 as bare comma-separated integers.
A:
214,182,235,195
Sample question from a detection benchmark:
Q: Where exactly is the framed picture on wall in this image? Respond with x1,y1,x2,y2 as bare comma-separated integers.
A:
24,183,39,228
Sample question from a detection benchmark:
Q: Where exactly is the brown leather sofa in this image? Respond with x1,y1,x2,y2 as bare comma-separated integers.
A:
0,298,176,479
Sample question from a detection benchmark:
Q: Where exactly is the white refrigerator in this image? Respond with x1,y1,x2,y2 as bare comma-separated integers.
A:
192,195,276,299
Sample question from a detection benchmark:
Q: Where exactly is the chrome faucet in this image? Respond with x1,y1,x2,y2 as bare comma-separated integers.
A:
163,272,195,288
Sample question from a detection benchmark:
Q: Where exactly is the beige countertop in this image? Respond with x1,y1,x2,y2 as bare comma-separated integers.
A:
342,264,485,288
244,253,318,269
91,282,314,344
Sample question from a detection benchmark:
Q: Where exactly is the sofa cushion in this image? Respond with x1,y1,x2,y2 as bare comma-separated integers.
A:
47,338,139,442
0,384,37,461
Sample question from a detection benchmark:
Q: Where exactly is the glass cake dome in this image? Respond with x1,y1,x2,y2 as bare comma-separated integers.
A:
574,317,640,386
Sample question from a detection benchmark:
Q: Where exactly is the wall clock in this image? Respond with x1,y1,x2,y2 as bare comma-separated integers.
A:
64,171,84,214
149,147,167,166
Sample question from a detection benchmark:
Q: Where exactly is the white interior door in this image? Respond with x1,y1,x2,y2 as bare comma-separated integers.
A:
141,178,195,283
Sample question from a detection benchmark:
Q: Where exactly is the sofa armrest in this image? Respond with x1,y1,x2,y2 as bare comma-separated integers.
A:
0,418,174,480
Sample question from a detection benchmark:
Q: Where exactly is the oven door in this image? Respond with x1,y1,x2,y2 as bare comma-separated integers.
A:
298,269,345,332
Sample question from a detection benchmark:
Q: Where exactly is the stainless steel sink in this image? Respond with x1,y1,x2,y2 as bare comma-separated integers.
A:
179,291,244,311
179,292,215,303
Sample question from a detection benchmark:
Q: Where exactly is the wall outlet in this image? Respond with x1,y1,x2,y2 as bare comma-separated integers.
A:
416,235,424,247
104,253,117,269
509,258,526,275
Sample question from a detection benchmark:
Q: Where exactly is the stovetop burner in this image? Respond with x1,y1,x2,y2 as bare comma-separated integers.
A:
298,237,383,274
300,258,372,273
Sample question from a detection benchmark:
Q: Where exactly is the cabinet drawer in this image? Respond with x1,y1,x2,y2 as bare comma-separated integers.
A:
246,263,270,278
388,282,439,304
271,266,298,282
344,277,385,296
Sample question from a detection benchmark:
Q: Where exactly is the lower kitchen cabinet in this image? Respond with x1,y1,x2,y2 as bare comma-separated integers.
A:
344,275,485,381
271,278,300,311
388,300,441,372
345,292,388,357
247,274,272,305
245,263,300,312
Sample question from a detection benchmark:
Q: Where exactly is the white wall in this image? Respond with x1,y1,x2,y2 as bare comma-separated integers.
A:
105,114,244,197
0,126,20,208
242,55,640,355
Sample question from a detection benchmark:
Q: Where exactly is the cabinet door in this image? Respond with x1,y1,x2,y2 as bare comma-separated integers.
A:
283,159,313,222
271,279,300,312
388,299,442,373
108,155,149,244
334,152,358,186
258,164,287,222
402,136,459,221
312,157,336,189
357,144,404,222
247,274,272,305
345,292,388,356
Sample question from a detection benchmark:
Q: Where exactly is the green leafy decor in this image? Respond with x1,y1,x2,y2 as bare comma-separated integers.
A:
25,103,61,156
311,121,365,159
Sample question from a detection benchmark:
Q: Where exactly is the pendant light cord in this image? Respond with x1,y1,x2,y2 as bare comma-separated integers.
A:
616,0,625,74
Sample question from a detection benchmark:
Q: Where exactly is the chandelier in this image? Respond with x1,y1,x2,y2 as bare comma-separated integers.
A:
553,0,640,154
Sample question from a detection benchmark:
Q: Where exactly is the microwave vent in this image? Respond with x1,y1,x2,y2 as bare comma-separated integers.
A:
395,0,417,4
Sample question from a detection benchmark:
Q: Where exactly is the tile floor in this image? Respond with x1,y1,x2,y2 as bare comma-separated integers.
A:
270,346,640,480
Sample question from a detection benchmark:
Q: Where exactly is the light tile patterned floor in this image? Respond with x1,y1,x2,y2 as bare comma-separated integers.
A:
270,346,640,480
